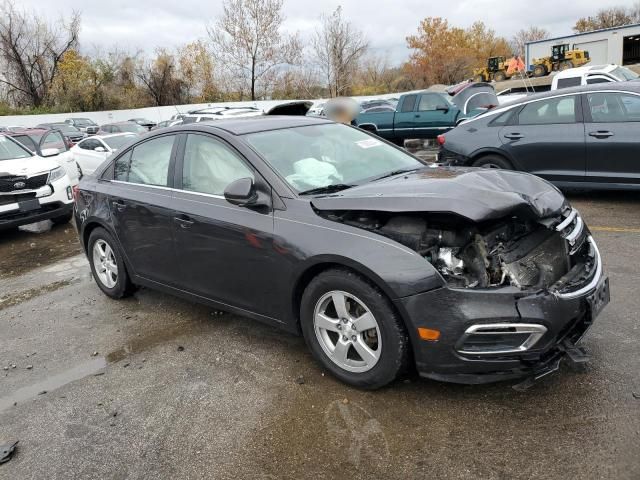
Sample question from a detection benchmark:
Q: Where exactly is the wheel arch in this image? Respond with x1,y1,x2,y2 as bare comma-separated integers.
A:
357,123,378,133
469,148,518,169
81,219,137,279
290,256,405,333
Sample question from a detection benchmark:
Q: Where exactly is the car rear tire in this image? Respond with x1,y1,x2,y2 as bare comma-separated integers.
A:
300,268,410,389
472,155,512,170
88,227,134,299
52,212,73,225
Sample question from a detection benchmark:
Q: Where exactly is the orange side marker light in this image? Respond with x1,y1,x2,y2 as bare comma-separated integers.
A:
418,328,441,341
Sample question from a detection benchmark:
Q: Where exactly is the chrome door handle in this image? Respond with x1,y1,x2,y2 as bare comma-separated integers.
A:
588,131,614,139
505,133,524,140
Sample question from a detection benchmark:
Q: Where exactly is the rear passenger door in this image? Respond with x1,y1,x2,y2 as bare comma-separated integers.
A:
583,91,640,185
109,134,179,285
499,95,586,183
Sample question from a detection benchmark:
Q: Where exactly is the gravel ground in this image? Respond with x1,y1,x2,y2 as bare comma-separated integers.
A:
0,190,639,480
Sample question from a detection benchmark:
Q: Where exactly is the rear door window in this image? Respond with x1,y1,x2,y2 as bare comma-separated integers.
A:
587,92,640,122
518,96,578,125
114,135,175,186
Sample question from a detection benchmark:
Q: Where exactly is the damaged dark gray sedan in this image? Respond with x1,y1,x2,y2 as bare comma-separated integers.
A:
74,116,609,389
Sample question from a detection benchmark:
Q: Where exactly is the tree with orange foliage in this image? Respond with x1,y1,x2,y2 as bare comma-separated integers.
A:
404,17,511,87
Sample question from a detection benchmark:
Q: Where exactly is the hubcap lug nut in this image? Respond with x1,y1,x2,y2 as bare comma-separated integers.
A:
351,335,356,341
337,324,341,330
342,335,348,341
342,318,348,324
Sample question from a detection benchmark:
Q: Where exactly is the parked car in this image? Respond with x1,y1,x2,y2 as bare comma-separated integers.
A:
552,64,640,90
359,99,397,111
98,122,148,135
74,116,608,389
307,102,326,117
437,83,640,189
128,118,157,130
354,83,498,145
71,133,137,176
151,120,182,130
35,122,86,145
0,135,74,230
5,128,80,186
65,118,99,135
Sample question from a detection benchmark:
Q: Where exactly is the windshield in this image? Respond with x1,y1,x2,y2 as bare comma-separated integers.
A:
73,118,95,126
0,136,32,160
52,124,80,134
103,135,136,150
611,67,639,81
244,123,424,193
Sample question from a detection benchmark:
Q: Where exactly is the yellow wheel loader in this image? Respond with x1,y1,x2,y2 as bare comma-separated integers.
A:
531,44,590,77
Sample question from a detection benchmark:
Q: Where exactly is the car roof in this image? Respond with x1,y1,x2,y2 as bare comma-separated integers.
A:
497,81,640,109
166,115,333,135
5,128,50,135
555,64,616,78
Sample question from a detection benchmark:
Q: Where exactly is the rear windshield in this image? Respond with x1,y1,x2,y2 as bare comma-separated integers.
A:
73,118,96,126
611,67,639,81
120,124,148,133
51,124,80,134
0,136,32,160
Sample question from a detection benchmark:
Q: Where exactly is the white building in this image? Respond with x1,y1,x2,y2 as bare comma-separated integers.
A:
525,23,640,69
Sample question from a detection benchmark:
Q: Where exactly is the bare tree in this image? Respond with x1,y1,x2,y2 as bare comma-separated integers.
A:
0,0,80,107
511,26,550,58
312,6,368,97
136,49,186,106
207,0,300,100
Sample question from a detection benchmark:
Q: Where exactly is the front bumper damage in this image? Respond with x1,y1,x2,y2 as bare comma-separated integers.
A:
396,233,610,386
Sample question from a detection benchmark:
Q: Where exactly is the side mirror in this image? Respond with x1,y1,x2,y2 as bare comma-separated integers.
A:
94,146,107,153
41,148,60,157
224,177,264,207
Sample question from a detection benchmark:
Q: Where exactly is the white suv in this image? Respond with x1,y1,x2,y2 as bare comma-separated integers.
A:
0,135,74,230
552,64,640,90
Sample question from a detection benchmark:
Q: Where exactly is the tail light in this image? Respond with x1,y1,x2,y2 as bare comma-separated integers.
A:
72,185,80,201
437,135,446,146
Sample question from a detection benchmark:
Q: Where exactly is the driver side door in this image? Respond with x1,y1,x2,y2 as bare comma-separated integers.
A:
171,133,280,317
413,93,456,139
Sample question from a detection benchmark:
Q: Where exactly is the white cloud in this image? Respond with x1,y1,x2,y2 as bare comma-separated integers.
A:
16,0,632,63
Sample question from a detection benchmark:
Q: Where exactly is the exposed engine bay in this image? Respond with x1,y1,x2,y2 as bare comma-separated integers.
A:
318,209,591,291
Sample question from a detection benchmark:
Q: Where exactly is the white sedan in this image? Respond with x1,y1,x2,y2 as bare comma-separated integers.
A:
71,134,137,176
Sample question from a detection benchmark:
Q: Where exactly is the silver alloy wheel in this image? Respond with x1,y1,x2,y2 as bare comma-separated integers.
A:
313,290,382,373
481,163,502,169
92,239,118,289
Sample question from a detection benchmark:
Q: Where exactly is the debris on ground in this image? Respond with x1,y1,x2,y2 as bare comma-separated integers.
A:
0,441,18,464
633,391,640,400
295,376,305,385
177,346,185,352
342,398,349,405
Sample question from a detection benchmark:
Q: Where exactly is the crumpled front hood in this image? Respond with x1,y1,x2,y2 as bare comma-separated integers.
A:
311,167,567,222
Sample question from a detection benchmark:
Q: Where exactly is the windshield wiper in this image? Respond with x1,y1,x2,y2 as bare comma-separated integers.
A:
371,168,419,182
298,184,356,196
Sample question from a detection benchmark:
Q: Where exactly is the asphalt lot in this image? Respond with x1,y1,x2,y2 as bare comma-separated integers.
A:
1,190,639,479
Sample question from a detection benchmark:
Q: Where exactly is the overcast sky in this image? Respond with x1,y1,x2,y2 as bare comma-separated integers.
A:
19,0,631,64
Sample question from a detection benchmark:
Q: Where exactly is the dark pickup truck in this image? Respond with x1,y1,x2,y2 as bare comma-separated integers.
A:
354,83,498,145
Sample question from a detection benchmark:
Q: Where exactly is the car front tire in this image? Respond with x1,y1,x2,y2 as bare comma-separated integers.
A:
88,227,134,299
300,268,410,389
